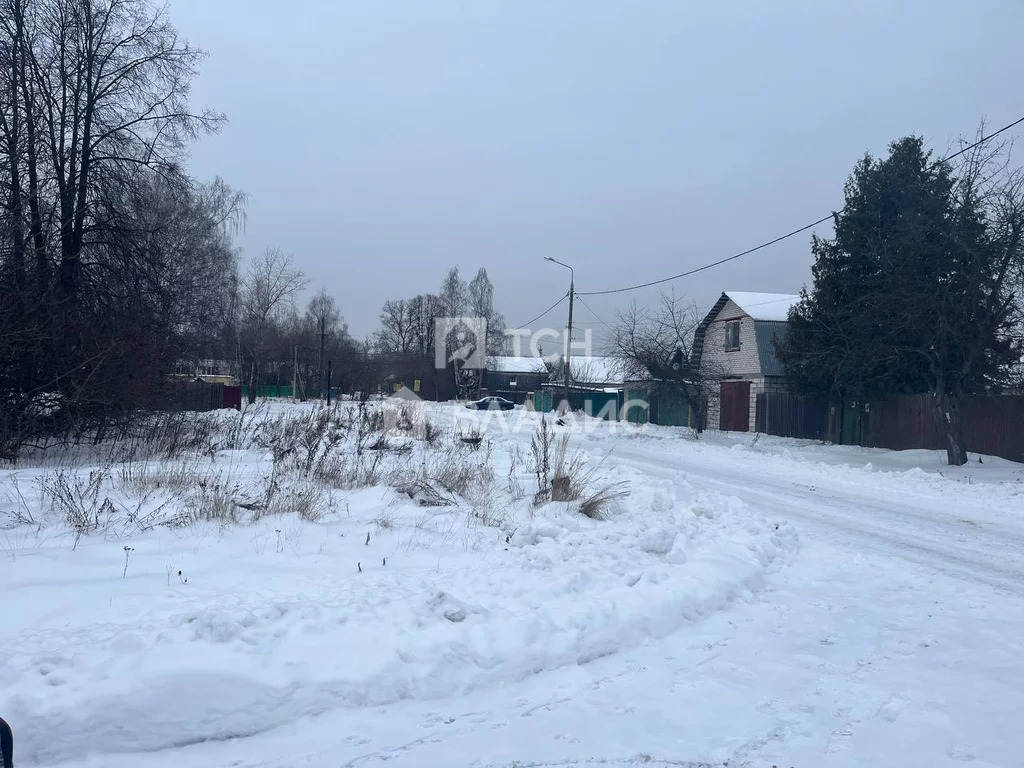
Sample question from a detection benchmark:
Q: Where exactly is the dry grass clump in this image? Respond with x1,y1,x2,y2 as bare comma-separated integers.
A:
529,418,628,520
26,400,531,539
41,467,115,538
578,482,630,520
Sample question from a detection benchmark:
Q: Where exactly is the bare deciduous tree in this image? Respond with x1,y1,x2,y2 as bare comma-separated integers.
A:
467,267,507,354
373,299,416,355
437,266,466,319
610,292,719,432
304,287,351,397
238,249,307,403
369,266,508,401
0,0,241,457
407,293,438,357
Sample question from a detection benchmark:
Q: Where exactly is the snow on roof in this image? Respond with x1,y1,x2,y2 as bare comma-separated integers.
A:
724,291,800,322
562,355,629,385
488,356,548,373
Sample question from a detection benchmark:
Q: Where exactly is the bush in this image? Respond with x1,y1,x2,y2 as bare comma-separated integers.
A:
529,419,629,519
40,467,115,539
578,482,630,520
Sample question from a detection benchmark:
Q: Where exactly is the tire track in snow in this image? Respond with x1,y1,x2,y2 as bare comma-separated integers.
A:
607,444,1024,595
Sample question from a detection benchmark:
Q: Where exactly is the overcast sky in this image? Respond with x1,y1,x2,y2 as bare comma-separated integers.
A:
169,0,1024,346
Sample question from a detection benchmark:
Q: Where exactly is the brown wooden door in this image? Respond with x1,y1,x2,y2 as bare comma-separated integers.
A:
720,381,751,432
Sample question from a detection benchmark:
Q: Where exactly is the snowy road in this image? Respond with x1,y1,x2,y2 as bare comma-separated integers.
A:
43,425,1024,768
336,432,1024,768
609,440,1024,596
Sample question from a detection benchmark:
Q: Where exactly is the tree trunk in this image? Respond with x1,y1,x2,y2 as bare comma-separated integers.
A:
246,358,258,404
933,392,968,466
692,389,705,434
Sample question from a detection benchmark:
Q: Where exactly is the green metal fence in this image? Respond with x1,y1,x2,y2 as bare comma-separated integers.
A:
622,385,692,427
532,389,622,420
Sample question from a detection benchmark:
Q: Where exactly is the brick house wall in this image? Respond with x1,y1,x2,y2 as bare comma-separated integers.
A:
702,299,761,374
694,293,797,433
744,376,788,431
707,374,789,432
702,299,761,431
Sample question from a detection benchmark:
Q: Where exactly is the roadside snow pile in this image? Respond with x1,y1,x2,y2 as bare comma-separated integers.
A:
536,411,1024,522
506,490,796,667
0,405,795,765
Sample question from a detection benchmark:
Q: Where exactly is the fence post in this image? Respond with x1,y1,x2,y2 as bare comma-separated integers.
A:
326,360,333,406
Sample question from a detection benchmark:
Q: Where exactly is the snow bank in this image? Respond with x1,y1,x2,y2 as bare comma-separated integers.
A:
1,440,794,765
524,411,1023,521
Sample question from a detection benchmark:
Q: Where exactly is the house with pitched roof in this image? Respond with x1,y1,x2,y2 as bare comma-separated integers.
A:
548,354,630,391
692,291,800,432
482,356,552,403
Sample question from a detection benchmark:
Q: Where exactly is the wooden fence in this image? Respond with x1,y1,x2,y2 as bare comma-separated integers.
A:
166,382,241,412
860,395,1024,463
756,392,1024,463
754,392,829,440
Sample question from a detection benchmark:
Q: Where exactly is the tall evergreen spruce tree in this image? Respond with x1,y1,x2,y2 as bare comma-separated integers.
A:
778,136,1022,466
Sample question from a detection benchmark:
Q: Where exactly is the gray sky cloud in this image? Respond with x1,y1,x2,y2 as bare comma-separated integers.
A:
170,0,1024,343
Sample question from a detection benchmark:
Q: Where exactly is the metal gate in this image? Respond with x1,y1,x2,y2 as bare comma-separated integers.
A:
720,381,751,432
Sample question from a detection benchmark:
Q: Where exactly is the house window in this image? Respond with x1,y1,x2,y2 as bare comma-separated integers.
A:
725,320,741,351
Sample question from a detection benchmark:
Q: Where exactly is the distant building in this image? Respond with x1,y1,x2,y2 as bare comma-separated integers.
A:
547,354,629,391
482,356,551,403
171,359,237,386
692,291,799,432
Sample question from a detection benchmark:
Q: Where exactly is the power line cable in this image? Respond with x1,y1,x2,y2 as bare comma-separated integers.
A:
575,294,614,332
580,114,1024,297
511,292,568,330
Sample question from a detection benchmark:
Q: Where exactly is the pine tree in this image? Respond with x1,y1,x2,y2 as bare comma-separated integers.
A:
778,136,1022,466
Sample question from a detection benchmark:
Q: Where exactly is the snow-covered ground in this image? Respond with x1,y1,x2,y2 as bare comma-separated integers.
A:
2,401,1022,768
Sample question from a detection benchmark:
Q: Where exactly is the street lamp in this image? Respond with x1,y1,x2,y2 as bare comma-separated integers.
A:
544,257,575,412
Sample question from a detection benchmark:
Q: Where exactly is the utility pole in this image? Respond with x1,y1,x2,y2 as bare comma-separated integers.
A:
544,257,574,413
565,277,574,410
318,313,327,401
326,360,333,406
292,345,298,400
